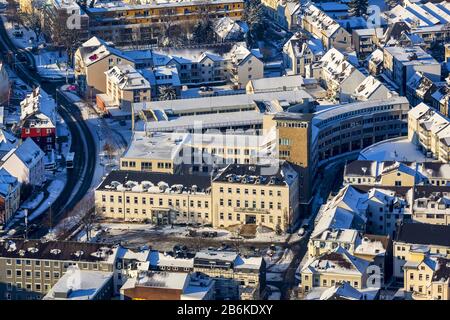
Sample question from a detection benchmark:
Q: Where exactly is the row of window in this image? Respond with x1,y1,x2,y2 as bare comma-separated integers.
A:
218,198,283,210
218,212,281,225
218,187,282,197
103,206,210,220
101,195,209,208
4,259,101,270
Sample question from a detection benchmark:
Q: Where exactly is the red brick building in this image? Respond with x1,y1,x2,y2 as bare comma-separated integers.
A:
21,113,56,152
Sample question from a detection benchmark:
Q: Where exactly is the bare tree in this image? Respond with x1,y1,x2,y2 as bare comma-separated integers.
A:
45,13,83,66
158,85,177,101
19,5,43,46
81,207,99,242
65,193,97,241
103,142,116,159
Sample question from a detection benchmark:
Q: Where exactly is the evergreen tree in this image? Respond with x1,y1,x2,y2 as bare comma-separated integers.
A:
242,0,265,47
349,0,369,17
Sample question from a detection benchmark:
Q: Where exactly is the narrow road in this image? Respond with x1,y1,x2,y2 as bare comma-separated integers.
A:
0,17,96,238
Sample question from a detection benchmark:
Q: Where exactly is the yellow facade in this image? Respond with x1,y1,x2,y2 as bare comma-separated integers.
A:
263,113,315,205
379,170,416,187
96,188,211,224
301,272,366,292
403,254,450,300
211,181,292,231
120,158,177,174
74,50,135,95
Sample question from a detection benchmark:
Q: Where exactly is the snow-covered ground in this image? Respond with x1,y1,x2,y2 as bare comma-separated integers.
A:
28,177,65,221
96,221,290,243
34,50,74,80
267,285,281,300
268,248,294,273
1,16,45,49
266,272,284,282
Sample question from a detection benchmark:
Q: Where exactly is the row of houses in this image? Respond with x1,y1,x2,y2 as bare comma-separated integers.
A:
74,36,265,116
298,169,450,299
0,87,58,227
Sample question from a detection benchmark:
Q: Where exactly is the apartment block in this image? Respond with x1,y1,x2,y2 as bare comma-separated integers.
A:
383,46,440,96
84,0,245,46
0,240,117,300
98,64,152,115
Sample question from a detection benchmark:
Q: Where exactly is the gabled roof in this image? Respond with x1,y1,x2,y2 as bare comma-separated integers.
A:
320,281,363,300
0,129,18,156
1,138,44,168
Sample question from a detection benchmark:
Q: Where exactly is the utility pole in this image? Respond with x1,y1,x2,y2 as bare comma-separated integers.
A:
48,202,52,234
24,209,28,240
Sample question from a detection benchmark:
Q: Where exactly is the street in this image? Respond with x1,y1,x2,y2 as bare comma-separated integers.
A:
0,17,96,239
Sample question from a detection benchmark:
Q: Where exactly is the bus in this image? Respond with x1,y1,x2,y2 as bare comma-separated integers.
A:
66,152,75,169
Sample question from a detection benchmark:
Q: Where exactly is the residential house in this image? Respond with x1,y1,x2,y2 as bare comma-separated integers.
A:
98,64,151,116
192,250,266,300
300,246,372,293
411,186,450,226
74,38,135,96
0,129,18,159
19,87,57,152
1,138,45,187
393,222,450,280
282,33,325,77
120,271,215,300
0,168,20,227
352,28,384,60
366,49,384,76
383,46,441,95
319,48,366,102
213,16,248,42
408,103,450,162
301,4,352,51
43,270,114,300
403,256,450,300
406,72,438,107
351,76,392,102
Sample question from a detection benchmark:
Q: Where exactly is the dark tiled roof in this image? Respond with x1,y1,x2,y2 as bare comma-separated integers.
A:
213,163,293,186
352,185,411,197
413,185,450,198
97,170,211,191
0,239,115,262
344,160,376,177
396,223,450,247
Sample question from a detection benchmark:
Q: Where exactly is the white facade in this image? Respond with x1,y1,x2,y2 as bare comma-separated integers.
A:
1,138,45,186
